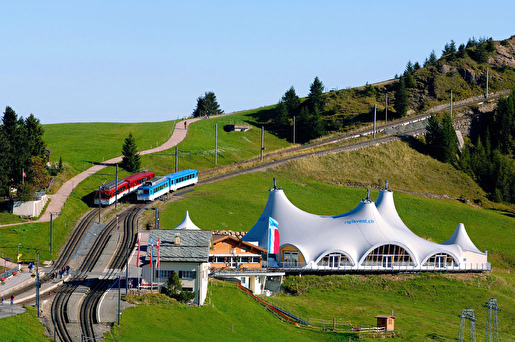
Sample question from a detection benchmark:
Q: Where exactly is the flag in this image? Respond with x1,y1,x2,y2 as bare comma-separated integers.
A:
22,170,26,178
156,238,161,268
268,217,280,254
136,237,140,268
150,243,153,268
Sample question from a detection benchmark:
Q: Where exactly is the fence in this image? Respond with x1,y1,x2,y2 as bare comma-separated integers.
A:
0,265,21,280
269,262,491,273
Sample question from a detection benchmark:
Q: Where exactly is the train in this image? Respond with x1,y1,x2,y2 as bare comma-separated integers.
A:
93,169,199,206
137,169,198,202
94,171,155,206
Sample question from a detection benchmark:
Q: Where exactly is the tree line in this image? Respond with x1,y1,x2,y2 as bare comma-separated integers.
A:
273,76,326,143
0,106,51,200
425,89,515,203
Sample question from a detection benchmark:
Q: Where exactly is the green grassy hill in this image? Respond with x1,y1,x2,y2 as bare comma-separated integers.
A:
106,274,514,342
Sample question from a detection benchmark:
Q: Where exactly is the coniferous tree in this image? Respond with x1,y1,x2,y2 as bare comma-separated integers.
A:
308,76,325,113
394,78,409,117
24,114,46,159
281,86,300,117
440,114,458,163
428,50,437,65
492,90,514,154
192,91,223,117
425,115,443,160
121,132,141,172
273,101,290,127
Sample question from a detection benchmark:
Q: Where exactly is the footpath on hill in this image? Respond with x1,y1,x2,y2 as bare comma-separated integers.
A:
37,118,201,223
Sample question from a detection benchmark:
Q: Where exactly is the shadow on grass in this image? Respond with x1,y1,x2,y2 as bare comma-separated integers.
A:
400,135,427,155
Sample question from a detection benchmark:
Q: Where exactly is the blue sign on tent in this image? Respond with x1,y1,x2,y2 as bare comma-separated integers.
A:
5,258,10,261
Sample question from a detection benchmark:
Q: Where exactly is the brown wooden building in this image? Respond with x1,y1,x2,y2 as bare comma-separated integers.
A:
375,315,396,331
209,234,267,270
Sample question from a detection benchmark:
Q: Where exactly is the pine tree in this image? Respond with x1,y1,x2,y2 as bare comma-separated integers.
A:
394,78,409,117
440,114,458,163
281,86,300,118
121,132,141,172
308,76,325,113
273,101,290,128
428,50,437,65
192,91,223,117
425,115,443,160
24,114,46,159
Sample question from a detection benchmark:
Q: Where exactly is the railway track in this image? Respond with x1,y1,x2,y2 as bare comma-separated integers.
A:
51,208,135,342
199,89,508,182
79,205,143,341
16,209,98,304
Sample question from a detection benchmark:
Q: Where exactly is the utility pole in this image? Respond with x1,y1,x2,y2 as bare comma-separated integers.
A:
373,104,377,139
450,89,453,119
260,126,264,161
385,94,388,125
98,185,102,223
486,67,489,99
36,250,40,317
293,116,296,145
175,146,178,172
126,241,129,294
50,213,54,254
115,164,118,209
117,275,121,326
215,124,218,165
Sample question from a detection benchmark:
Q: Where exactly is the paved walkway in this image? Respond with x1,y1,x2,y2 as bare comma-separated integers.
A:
37,118,201,222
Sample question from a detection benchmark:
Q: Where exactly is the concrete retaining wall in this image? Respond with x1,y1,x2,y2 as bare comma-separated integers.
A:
12,195,48,218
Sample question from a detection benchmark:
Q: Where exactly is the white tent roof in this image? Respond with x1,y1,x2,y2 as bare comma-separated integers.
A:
173,211,201,230
242,186,484,267
442,223,482,253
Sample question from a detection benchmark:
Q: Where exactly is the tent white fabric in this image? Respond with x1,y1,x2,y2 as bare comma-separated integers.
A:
173,211,201,230
242,185,488,271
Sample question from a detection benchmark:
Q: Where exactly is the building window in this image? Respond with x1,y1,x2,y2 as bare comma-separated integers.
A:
250,256,260,263
423,254,456,268
317,253,352,267
362,244,414,267
239,256,249,263
283,251,299,267
179,271,196,279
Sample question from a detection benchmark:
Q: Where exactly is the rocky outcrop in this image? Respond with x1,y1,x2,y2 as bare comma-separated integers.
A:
458,67,477,84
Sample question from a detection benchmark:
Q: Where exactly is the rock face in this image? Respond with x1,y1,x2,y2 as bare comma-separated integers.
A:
458,67,477,84
439,64,454,74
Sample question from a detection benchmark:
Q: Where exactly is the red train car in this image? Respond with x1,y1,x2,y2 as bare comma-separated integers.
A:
124,171,155,193
93,171,155,206
94,179,129,206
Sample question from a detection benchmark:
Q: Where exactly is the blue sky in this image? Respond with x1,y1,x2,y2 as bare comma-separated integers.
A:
1,1,513,124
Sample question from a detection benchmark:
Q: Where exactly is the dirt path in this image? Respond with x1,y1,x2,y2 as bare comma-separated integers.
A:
37,118,201,222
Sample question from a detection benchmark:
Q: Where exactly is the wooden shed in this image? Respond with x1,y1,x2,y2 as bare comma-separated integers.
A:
375,315,396,331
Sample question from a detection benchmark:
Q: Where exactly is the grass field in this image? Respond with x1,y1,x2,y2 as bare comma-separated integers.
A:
106,281,344,342
43,121,177,173
0,307,50,341
106,273,514,342
138,107,291,175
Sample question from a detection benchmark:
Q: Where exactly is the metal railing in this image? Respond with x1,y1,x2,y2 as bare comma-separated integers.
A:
0,265,21,280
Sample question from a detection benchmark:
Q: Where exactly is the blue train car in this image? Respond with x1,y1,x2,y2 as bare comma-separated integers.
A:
167,169,198,191
136,169,198,202
136,176,170,202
